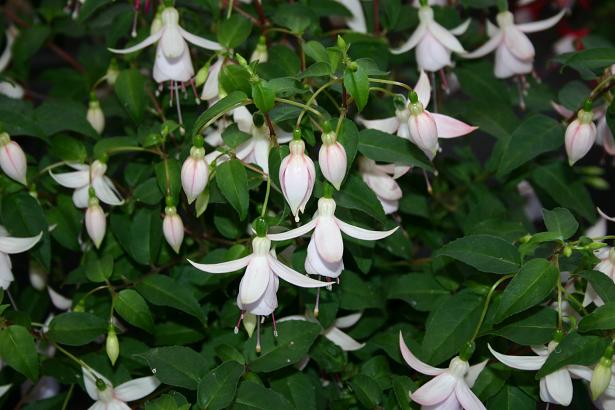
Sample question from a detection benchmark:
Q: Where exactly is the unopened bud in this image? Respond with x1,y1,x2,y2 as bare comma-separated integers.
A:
562,246,572,257
565,112,597,166
319,132,347,190
195,63,210,87
250,36,268,63
106,59,120,86
163,207,184,253
181,147,209,204
0,132,27,185
85,199,106,249
106,325,120,366
87,97,105,134
280,139,315,221
336,35,347,51
591,354,613,400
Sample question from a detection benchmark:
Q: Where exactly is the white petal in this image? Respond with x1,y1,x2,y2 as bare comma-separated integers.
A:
334,312,362,329
0,253,14,290
82,368,109,401
465,360,488,387
551,101,574,118
0,232,42,254
462,32,503,59
48,287,72,310
0,384,11,398
335,0,367,33
109,31,162,54
503,27,534,60
239,271,278,316
114,376,160,402
530,345,549,356
233,106,254,134
544,368,573,406
93,177,124,206
427,21,465,53
0,30,14,73
567,365,593,381
423,392,461,410
432,113,478,139
315,218,344,263
516,10,566,33
449,19,471,36
357,116,400,134
188,254,252,273
201,57,224,101
276,315,307,323
108,400,131,410
399,332,445,376
239,256,270,305
49,170,89,189
416,33,452,72
275,126,293,144
87,402,107,410
411,373,457,406
267,255,329,288
488,344,546,370
336,218,398,240
179,27,223,50
324,327,365,351
153,43,194,83
304,237,344,278
455,381,486,410
391,23,427,54
414,70,431,107
252,136,271,174
598,208,615,222
267,219,317,241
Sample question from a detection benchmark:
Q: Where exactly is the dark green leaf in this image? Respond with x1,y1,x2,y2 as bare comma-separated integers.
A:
491,308,557,345
138,346,207,390
48,312,107,346
115,289,155,333
197,361,244,410
0,325,39,380
136,274,205,323
217,15,252,49
114,69,146,122
579,303,615,332
436,234,521,274
543,207,578,240
538,332,609,377
358,129,432,170
216,159,249,220
191,91,249,137
344,65,369,111
233,381,293,410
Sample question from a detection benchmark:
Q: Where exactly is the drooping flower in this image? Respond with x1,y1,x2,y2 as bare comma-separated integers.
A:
400,332,487,409
200,56,226,103
565,104,597,166
462,9,565,79
0,28,24,100
358,157,403,214
162,204,184,254
181,145,209,204
250,36,269,63
390,4,470,72
0,226,43,290
86,94,105,135
279,137,316,221
85,196,106,249
332,0,367,33
319,129,347,190
50,160,124,209
488,341,591,406
0,132,27,185
82,367,160,410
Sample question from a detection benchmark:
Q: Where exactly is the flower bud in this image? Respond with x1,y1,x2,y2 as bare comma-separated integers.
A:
29,261,47,291
163,206,184,253
565,109,596,166
105,59,120,86
85,197,106,249
87,95,105,134
591,355,613,400
106,325,120,366
250,36,268,63
280,139,315,221
195,63,210,87
0,132,27,185
408,103,439,160
181,146,209,204
319,131,347,190
242,313,257,337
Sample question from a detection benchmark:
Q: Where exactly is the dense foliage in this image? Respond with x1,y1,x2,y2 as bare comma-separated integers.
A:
0,0,615,408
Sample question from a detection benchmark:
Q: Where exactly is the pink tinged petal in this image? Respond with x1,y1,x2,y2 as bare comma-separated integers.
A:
267,255,329,288
422,392,461,410
163,213,184,254
93,177,124,206
336,217,398,240
544,368,573,406
568,365,594,381
280,153,314,217
334,0,367,33
334,312,362,328
416,33,452,72
0,231,42,254
411,373,458,406
48,287,72,310
494,42,533,78
450,19,471,36
409,111,439,158
153,43,194,83
565,120,597,165
0,141,27,185
427,21,465,54
181,156,209,204
487,344,546,370
516,9,566,33
314,218,344,263
465,360,488,387
233,106,254,134
179,27,223,50
597,116,615,156
391,23,427,54
552,101,574,118
87,402,106,410
201,57,224,101
380,198,400,215
399,332,445,376
239,256,271,305
462,32,503,59
109,400,131,410
414,70,431,107
188,254,252,273
49,169,89,189
86,204,106,249
503,27,535,60
304,237,344,278
455,381,486,410
267,218,317,241
432,113,478,139
108,30,162,54
319,142,347,190
358,116,400,134
114,376,160,402
324,327,365,351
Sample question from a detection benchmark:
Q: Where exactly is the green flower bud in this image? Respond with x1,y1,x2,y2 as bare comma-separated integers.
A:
591,355,613,400
562,246,572,257
253,217,268,237
106,325,120,366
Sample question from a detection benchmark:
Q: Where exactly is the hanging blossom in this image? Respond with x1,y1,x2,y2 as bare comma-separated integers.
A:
0,226,43,290
86,193,106,249
0,132,28,185
584,209,615,307
462,8,565,79
0,27,24,99
205,106,292,174
181,139,210,204
572,358,615,410
50,160,124,209
359,71,477,159
82,367,160,410
332,0,367,33
319,128,347,190
400,332,487,409
199,56,227,103
488,341,591,406
390,3,470,72
279,136,315,221
358,157,403,215
162,202,184,254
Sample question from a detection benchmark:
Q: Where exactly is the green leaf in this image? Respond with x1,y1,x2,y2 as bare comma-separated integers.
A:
543,207,578,240
555,48,615,74
495,115,563,177
0,325,39,380
457,61,510,104
350,375,382,408
49,135,87,162
34,99,98,139
245,321,321,372
490,308,557,345
136,274,205,323
138,346,207,390
233,381,293,410
495,259,558,322
538,332,608,377
578,270,615,304
216,159,249,220
436,234,521,274
155,159,181,204
358,129,432,170
114,69,146,122
386,273,450,311
251,81,275,113
391,375,416,410
114,289,155,333
271,4,316,34
85,253,113,283
344,65,369,111
217,15,252,49
300,62,331,79
191,91,249,137
48,312,107,346
197,361,244,410
270,373,317,410
113,208,162,265
486,385,536,410
304,41,330,64
579,303,615,332
422,291,483,364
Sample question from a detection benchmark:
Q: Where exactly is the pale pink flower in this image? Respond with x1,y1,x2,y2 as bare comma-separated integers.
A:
565,108,597,165
0,132,27,185
163,206,184,254
85,198,106,249
400,332,487,409
319,130,347,190
280,139,315,221
82,367,160,410
358,157,403,214
181,146,209,204
553,102,615,158
0,226,43,290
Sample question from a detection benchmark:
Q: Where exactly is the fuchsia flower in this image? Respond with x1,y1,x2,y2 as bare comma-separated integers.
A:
318,130,347,190
358,157,403,215
0,226,43,290
85,197,106,249
0,132,27,185
279,138,315,221
163,205,184,254
82,367,160,410
565,105,597,166
391,4,469,72
463,9,565,78
333,0,367,33
584,209,615,307
400,332,487,409
181,146,209,204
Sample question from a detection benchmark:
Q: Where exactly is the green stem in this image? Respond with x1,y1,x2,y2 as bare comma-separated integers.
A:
53,342,97,374
296,79,339,128
261,176,271,218
275,98,322,117
471,274,514,341
193,99,251,137
105,146,161,156
369,78,414,93
226,0,234,18
61,384,75,410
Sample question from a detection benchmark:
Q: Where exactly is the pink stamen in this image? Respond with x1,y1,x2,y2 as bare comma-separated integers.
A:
256,317,262,353
439,69,450,94
233,310,244,334
190,79,200,104
271,311,278,337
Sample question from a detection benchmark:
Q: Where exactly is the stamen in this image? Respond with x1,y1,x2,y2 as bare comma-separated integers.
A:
422,170,433,195
169,81,174,107
314,277,321,317
181,81,187,99
131,10,139,38
439,69,450,95
189,79,200,105
256,317,261,353
516,76,526,111
272,311,278,337
233,311,244,334
175,82,184,125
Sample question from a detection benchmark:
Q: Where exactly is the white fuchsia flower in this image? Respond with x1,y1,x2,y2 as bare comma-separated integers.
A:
319,129,347,190
0,132,27,185
565,104,597,166
390,4,470,72
583,209,615,307
82,367,160,410
488,341,591,406
358,157,403,215
181,145,209,204
279,138,316,221
332,0,367,33
85,196,106,249
86,95,105,135
463,9,565,79
250,36,269,63
162,205,184,254
0,226,43,290
0,28,24,100
400,332,487,409
50,160,123,209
